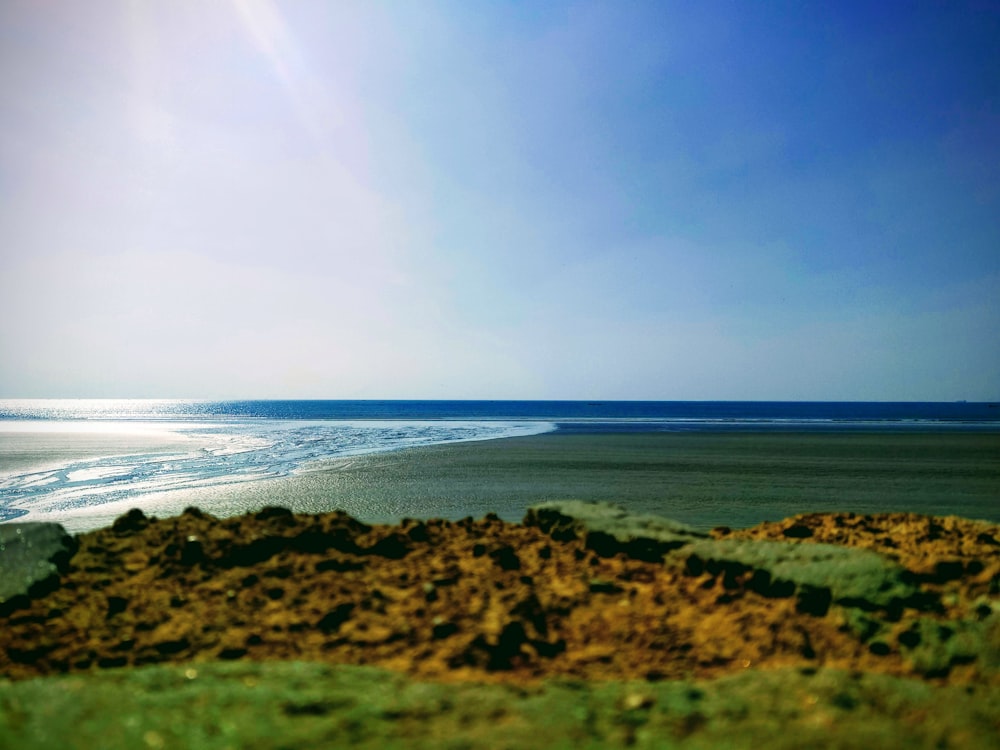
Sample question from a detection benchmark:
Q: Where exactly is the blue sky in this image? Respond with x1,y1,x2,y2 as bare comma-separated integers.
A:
1,1,997,399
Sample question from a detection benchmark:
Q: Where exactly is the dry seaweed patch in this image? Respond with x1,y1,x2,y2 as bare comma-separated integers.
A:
1,506,997,687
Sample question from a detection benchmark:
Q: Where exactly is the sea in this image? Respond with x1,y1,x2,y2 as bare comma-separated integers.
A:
1,399,998,525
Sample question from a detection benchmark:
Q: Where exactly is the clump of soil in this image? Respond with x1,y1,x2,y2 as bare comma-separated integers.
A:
720,512,1000,620
1,506,997,685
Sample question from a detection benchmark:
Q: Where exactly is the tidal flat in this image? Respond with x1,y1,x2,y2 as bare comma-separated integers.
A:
213,431,1000,531
2,430,999,532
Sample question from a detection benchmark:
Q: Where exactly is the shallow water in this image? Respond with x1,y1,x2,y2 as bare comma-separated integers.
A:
0,420,554,523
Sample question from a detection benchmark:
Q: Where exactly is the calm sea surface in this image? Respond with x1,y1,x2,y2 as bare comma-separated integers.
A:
1,400,998,524
2,399,998,425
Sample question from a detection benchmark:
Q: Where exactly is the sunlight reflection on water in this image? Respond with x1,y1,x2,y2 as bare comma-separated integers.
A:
0,419,555,523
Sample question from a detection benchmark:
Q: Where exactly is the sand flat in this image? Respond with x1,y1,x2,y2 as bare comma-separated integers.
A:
3,429,999,534
144,431,1000,531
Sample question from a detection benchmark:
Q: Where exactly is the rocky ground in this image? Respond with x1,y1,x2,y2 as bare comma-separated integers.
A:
1,501,999,748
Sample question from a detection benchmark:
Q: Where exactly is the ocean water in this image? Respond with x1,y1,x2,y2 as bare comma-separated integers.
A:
1,399,997,525
3,398,998,424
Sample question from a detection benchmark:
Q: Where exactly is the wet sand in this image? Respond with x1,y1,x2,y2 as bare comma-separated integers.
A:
0,426,200,530
199,431,1000,531
3,430,999,533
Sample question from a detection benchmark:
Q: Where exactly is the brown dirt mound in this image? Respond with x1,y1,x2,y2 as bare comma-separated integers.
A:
2,507,998,685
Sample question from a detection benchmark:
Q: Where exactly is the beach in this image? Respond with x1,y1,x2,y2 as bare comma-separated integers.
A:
0,424,203,529
270,431,1000,530
2,424,1000,747
2,428,999,532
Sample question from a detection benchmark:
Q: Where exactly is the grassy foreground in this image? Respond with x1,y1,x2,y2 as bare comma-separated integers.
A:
3,661,997,749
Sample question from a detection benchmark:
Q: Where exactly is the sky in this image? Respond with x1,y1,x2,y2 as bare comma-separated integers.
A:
1,1,997,400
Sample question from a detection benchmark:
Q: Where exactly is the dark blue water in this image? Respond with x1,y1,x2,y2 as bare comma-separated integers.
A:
1,399,998,430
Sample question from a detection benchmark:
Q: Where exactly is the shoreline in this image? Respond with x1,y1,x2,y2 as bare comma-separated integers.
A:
0,424,196,475
2,428,999,533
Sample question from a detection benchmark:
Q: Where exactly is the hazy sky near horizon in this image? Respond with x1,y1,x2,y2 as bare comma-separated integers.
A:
1,1,997,400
